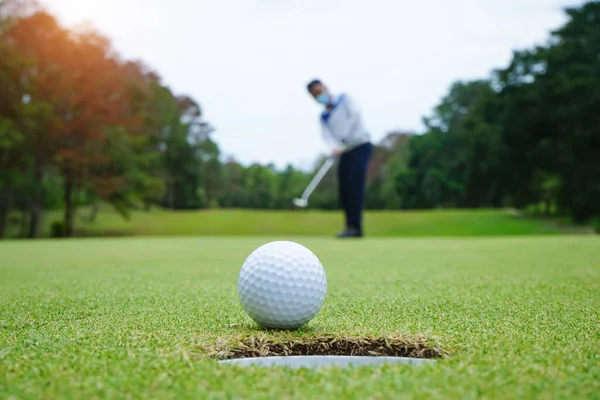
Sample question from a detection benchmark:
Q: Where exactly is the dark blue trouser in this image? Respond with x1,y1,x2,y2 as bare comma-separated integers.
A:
337,142,373,232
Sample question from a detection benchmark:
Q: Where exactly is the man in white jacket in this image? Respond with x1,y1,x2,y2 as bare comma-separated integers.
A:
306,79,373,238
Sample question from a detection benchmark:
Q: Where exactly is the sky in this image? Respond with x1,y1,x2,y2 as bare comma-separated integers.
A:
41,0,584,170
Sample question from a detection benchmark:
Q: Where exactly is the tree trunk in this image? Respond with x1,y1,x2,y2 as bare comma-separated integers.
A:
28,203,41,238
28,159,43,239
168,175,175,209
20,209,28,238
64,176,76,237
88,201,100,222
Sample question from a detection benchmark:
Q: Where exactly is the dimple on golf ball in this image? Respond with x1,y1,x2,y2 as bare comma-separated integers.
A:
237,241,327,329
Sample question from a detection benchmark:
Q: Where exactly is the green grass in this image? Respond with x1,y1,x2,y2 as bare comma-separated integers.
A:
38,207,572,238
1,236,599,399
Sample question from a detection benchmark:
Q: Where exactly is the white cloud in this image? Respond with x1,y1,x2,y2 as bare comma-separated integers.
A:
42,0,584,169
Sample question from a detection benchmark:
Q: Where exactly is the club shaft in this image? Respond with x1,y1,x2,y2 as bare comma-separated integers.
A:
300,158,335,200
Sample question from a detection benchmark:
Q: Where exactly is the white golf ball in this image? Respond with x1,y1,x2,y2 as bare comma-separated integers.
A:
237,241,327,329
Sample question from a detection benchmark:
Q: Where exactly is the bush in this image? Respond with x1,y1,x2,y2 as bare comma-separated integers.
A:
592,217,600,234
50,220,65,238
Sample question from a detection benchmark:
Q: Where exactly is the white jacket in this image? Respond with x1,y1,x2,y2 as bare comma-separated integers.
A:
320,93,370,153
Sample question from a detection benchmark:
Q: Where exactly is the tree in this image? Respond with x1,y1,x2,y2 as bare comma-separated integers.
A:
541,1,600,222
160,92,206,210
493,1,600,221
219,159,247,208
198,137,223,208
398,80,494,209
1,11,71,237
365,132,412,209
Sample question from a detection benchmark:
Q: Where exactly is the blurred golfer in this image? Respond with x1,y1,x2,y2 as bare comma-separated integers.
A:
306,79,373,238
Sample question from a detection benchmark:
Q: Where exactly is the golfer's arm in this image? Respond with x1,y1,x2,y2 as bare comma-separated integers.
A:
321,123,343,152
328,103,361,154
343,96,362,139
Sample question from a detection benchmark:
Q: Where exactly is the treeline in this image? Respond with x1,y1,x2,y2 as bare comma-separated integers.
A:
390,1,600,224
1,1,599,239
0,1,223,238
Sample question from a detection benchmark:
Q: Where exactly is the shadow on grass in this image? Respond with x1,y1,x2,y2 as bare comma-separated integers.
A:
507,208,596,234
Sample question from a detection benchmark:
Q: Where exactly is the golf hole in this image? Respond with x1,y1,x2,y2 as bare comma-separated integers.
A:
209,334,446,369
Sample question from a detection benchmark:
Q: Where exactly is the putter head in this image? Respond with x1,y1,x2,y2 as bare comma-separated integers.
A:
292,198,308,208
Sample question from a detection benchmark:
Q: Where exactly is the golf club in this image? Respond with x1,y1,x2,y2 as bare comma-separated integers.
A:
293,157,335,208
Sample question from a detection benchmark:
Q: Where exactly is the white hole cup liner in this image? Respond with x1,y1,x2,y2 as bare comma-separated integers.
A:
219,355,436,369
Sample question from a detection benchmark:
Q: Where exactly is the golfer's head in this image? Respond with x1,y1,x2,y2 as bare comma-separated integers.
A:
306,79,331,106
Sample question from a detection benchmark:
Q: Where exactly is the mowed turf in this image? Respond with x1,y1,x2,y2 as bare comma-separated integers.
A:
48,208,568,237
1,235,599,399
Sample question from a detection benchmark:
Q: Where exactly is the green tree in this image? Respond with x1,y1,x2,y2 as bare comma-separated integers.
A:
365,132,412,209
398,80,494,209
219,159,247,208
244,163,277,209
494,1,600,221
198,136,222,208
1,11,70,237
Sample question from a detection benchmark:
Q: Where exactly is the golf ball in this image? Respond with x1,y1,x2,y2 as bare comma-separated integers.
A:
237,241,327,329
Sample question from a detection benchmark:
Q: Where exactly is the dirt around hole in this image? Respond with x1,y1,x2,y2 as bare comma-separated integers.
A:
205,334,447,360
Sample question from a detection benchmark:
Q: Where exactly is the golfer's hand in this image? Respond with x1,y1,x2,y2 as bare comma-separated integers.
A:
332,149,342,158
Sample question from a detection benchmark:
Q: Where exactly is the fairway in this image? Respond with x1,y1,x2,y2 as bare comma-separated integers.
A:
39,208,571,238
1,236,599,399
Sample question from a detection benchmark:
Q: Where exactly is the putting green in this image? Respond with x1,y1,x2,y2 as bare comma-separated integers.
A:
1,236,598,398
